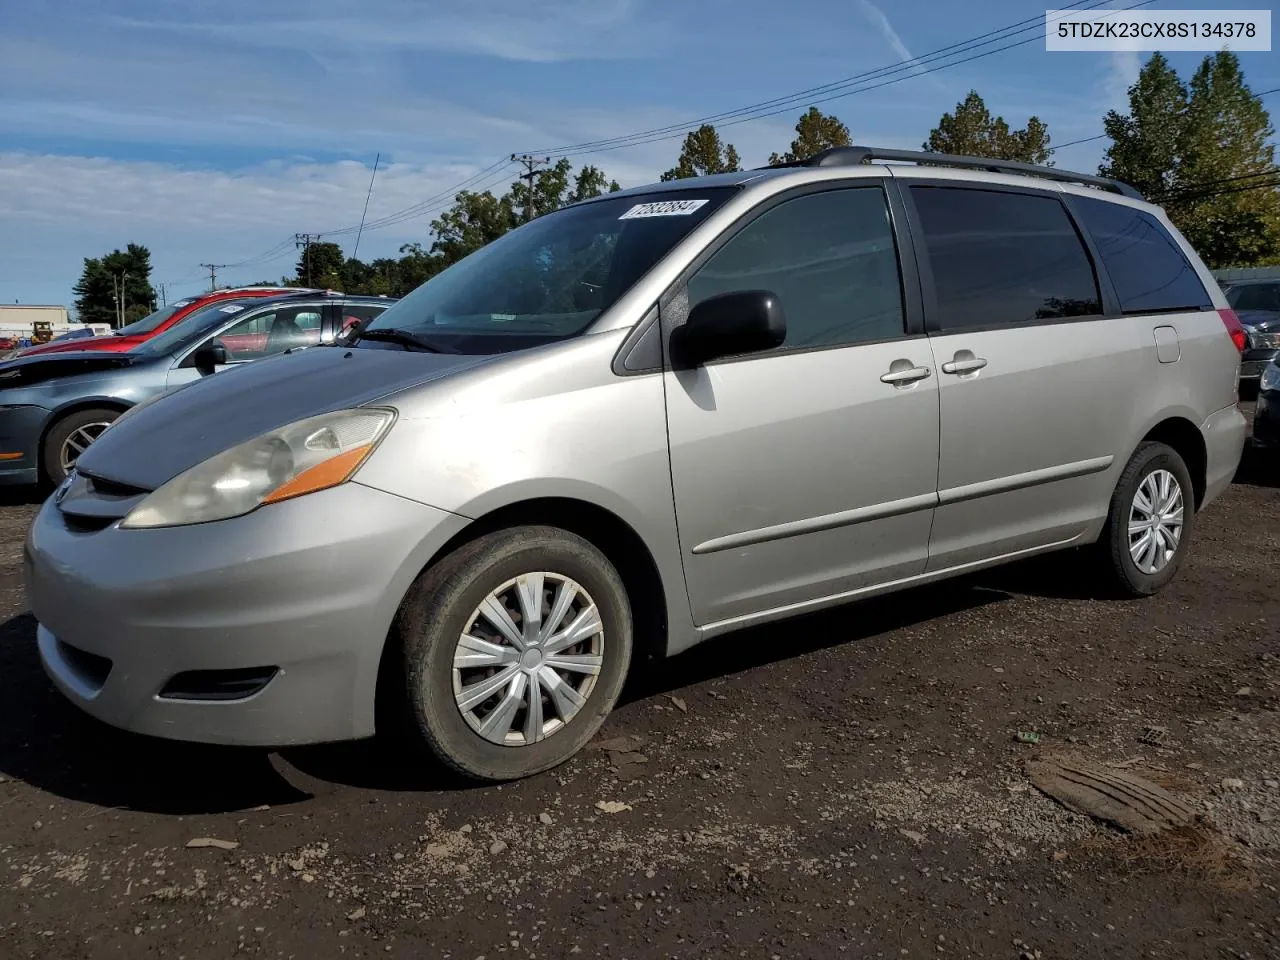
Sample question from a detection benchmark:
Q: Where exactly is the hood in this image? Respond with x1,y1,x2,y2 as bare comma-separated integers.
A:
0,350,138,388
1237,309,1280,331
75,344,489,490
17,336,131,357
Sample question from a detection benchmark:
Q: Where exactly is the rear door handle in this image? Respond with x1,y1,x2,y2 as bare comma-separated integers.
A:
880,365,932,385
941,356,988,375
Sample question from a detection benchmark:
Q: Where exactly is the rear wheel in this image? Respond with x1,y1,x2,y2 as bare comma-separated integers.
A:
393,526,633,782
1098,441,1195,596
42,407,120,486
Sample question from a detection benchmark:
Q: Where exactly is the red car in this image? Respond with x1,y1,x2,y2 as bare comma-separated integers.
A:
18,286,314,357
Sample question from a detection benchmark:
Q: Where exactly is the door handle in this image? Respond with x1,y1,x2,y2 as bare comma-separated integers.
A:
880,365,932,385
941,356,988,375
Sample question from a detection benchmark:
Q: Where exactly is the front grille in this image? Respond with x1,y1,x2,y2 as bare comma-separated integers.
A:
61,513,115,533
158,667,279,702
56,640,112,691
83,471,150,498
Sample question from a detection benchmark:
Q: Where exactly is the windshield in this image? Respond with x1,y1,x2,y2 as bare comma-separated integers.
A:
358,188,735,355
1226,282,1280,313
131,299,258,357
115,300,195,336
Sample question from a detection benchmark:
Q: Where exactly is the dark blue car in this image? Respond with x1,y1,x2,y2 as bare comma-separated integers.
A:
1225,279,1280,384
0,291,394,486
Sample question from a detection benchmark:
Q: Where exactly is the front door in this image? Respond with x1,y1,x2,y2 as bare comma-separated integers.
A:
663,185,941,628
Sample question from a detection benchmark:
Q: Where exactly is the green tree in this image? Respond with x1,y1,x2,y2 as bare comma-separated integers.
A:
429,189,519,266
568,165,622,203
661,124,742,181
1099,51,1280,268
1099,52,1189,199
291,241,344,288
768,107,852,165
924,91,1052,164
1176,51,1280,267
73,243,156,327
509,158,574,222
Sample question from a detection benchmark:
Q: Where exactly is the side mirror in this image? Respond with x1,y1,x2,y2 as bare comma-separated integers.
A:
192,341,229,377
670,290,786,367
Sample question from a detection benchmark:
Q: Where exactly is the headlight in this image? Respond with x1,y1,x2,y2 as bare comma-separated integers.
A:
121,408,395,529
1250,330,1280,350
1261,362,1280,393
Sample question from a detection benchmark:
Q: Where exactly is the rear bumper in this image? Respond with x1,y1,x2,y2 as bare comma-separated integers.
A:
1201,404,1247,509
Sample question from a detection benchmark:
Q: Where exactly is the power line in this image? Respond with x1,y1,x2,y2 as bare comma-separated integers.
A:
294,234,319,287
291,1,1120,243
511,154,552,222
1049,86,1280,155
199,263,226,291
527,0,1111,156
352,152,381,261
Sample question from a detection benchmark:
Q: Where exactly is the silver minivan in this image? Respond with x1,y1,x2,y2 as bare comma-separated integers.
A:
25,146,1248,781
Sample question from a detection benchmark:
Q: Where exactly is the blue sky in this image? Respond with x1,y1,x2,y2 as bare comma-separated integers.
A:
1,0,1276,310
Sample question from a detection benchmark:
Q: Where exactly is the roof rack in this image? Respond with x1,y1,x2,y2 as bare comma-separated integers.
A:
761,145,1143,201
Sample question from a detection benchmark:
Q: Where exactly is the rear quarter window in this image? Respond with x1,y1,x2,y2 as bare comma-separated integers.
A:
1071,197,1212,314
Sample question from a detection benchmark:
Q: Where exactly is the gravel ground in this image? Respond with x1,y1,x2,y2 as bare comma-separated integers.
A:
0,403,1277,960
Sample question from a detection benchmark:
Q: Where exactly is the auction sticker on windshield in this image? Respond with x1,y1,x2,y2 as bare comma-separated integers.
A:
618,199,710,219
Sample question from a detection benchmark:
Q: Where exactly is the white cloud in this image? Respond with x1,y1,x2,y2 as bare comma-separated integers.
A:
0,107,796,305
1106,50,1141,111
855,0,947,92
103,0,667,64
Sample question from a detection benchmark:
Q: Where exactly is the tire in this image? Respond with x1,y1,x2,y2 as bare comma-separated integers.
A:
393,525,633,782
1098,441,1195,597
41,406,121,486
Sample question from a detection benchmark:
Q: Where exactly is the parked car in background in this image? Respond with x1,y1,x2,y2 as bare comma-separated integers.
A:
16,286,310,358
1255,359,1279,451
0,291,394,485
24,147,1247,783
1223,279,1280,385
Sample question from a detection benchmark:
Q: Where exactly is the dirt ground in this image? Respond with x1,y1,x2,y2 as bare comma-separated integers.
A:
1,403,1277,960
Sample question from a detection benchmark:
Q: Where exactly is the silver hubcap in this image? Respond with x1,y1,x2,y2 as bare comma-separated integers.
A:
1128,468,1184,575
452,572,604,747
59,421,113,473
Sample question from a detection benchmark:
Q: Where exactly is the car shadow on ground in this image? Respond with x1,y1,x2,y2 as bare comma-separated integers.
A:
0,486,46,508
1233,442,1278,490
0,612,321,815
0,583,1010,810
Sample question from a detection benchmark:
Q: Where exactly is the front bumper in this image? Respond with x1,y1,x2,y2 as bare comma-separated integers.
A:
1255,392,1279,449
1241,349,1280,381
0,403,52,485
25,481,469,746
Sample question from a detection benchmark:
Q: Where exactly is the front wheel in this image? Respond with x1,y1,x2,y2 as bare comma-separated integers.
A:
42,406,121,486
1098,441,1195,597
394,526,633,782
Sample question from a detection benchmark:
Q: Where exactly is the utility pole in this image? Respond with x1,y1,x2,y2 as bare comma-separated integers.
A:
119,271,129,326
200,263,226,292
510,154,551,222
295,233,320,287
111,274,120,329
158,282,167,307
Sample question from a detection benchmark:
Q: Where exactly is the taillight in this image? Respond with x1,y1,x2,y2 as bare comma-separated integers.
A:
1218,308,1247,353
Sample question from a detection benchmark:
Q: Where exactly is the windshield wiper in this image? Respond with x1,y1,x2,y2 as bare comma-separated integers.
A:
354,328,459,354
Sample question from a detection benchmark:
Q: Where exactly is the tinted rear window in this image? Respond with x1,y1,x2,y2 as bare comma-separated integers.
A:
910,186,1102,331
1072,197,1211,314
